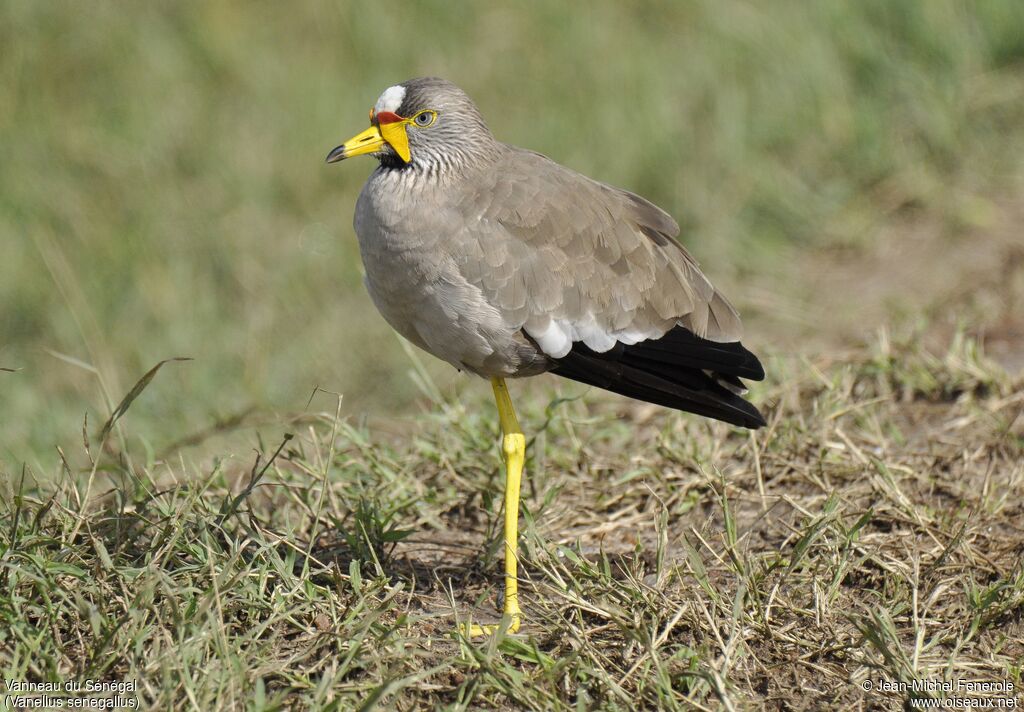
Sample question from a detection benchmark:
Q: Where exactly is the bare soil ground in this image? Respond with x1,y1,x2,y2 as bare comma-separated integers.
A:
749,198,1024,372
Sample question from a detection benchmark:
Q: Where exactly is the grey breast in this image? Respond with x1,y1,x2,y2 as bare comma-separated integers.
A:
353,157,550,377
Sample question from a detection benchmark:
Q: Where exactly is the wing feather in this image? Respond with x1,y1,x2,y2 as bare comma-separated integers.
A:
454,147,743,353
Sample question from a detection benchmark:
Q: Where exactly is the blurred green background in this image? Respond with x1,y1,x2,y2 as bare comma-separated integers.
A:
3,1,1024,466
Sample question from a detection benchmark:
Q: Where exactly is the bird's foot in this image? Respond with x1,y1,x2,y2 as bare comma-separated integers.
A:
461,609,521,637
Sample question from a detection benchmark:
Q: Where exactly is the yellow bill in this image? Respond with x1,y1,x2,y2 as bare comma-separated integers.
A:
325,116,411,164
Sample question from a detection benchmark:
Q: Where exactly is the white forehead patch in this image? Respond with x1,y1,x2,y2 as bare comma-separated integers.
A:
374,85,406,114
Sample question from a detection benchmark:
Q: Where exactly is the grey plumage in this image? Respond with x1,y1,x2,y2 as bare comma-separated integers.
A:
339,77,765,428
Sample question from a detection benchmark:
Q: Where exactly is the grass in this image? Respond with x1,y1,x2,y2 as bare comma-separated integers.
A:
3,1,1024,460
2,332,1022,710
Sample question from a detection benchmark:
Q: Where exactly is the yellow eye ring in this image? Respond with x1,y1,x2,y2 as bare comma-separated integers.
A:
410,110,438,128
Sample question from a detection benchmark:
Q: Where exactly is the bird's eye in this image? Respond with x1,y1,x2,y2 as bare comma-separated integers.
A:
413,111,436,127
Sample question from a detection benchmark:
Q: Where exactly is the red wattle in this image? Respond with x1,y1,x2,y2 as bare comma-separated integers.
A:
376,111,403,124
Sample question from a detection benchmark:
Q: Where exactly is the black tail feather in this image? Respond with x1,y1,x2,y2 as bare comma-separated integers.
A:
622,328,765,380
548,326,766,429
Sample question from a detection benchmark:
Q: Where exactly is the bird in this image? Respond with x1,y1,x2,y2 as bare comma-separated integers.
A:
325,77,765,635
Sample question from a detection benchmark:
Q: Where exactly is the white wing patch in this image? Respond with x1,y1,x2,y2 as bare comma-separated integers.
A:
525,315,668,358
375,85,406,114
572,314,617,353
528,319,573,358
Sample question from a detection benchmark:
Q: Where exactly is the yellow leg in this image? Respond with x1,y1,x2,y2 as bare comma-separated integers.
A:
465,377,525,636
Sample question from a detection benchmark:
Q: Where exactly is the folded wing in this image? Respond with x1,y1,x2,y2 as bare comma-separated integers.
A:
453,147,766,427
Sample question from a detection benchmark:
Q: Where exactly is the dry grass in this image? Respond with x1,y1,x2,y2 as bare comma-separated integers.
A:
2,332,1021,710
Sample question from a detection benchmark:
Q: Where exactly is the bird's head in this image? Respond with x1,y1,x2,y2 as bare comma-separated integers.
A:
325,77,495,171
